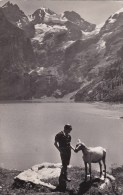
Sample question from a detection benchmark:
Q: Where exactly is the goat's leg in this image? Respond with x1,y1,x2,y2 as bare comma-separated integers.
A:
84,162,87,181
89,163,92,180
102,151,106,178
99,161,102,177
102,159,106,178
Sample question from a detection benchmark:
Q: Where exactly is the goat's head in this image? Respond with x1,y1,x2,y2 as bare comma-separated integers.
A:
74,139,85,152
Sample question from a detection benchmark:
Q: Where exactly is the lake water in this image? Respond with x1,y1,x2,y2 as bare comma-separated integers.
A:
0,102,123,171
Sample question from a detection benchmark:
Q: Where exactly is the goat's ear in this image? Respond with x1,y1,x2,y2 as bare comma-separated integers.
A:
77,139,81,144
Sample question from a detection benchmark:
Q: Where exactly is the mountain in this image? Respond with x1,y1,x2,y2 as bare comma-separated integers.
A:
2,1,35,37
27,7,96,98
63,11,95,32
31,8,95,40
0,8,36,100
30,7,59,24
73,8,123,102
100,7,123,34
1,2,123,102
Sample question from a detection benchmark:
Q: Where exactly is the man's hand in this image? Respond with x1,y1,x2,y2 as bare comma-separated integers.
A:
54,141,61,152
71,145,75,151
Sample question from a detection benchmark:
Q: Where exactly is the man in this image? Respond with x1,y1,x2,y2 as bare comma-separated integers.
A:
54,124,75,182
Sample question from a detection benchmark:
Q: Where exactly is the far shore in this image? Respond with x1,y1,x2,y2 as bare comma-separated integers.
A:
1,99,123,119
0,99,123,108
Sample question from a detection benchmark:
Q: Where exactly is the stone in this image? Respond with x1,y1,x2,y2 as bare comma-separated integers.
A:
14,162,62,189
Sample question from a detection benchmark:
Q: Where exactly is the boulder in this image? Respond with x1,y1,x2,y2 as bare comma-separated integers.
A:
14,162,62,189
98,173,116,194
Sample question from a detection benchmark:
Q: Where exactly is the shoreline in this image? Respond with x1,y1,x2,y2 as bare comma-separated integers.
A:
0,99,123,111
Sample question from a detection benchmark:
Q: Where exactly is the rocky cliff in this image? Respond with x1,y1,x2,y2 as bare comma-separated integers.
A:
74,8,123,102
2,1,35,38
0,8,35,100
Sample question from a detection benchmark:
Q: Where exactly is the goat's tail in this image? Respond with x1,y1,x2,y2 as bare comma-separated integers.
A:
102,149,106,161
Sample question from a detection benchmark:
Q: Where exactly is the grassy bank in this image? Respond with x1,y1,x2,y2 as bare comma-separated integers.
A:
0,166,123,195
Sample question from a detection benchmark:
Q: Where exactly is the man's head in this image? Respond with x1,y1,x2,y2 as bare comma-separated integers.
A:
64,124,72,134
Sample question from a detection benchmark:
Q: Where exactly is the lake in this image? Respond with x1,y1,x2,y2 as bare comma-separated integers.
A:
0,102,123,171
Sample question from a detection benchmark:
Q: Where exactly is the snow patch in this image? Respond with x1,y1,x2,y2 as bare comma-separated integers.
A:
96,38,106,52
16,17,29,28
96,31,112,52
101,32,112,40
60,12,68,21
29,67,59,77
33,23,67,43
82,23,104,40
28,15,34,22
22,17,28,23
16,20,22,28
44,14,67,24
40,7,47,13
109,7,123,23
61,40,75,49
29,67,44,75
108,17,116,24
37,8,68,24
36,67,44,74
96,22,105,32
82,30,95,40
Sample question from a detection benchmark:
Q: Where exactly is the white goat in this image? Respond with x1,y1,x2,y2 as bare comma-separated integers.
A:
75,139,106,181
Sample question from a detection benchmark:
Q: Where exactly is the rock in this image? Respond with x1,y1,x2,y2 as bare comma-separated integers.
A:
98,178,112,194
106,173,116,181
98,173,116,194
14,162,62,189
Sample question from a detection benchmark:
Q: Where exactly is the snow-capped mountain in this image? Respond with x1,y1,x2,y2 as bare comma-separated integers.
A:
1,1,96,42
30,7,95,42
1,2,123,102
30,7,68,25
29,4,96,89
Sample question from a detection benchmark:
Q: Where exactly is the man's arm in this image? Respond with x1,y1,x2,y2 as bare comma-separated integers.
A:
54,141,61,152
70,144,75,151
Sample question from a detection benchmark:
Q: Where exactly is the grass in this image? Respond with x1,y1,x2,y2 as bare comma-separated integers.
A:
0,166,123,195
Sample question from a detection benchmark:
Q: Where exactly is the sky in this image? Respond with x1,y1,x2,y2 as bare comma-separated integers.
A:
0,0,123,24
